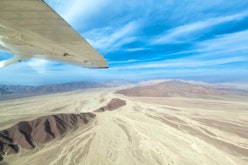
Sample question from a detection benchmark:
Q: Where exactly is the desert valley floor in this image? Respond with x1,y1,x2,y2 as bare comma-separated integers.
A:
0,81,248,165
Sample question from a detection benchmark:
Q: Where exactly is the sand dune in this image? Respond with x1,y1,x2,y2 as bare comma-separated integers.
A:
0,85,247,165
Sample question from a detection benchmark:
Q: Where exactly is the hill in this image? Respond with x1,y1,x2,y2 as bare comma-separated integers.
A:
116,80,247,97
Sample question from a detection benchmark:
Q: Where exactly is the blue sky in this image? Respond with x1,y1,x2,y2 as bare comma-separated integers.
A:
1,0,248,85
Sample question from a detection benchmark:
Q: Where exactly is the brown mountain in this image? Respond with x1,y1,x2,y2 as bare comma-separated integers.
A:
0,113,95,161
116,80,246,97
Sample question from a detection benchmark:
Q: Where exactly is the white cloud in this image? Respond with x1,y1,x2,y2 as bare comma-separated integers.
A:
86,21,140,51
198,30,248,53
61,0,112,25
25,59,52,74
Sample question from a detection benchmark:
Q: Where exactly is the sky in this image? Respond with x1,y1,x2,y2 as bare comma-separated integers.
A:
0,0,248,85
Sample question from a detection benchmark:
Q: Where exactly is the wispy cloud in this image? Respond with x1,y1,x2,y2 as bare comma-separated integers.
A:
112,56,248,71
197,30,248,54
85,21,140,52
25,59,52,75
153,11,248,44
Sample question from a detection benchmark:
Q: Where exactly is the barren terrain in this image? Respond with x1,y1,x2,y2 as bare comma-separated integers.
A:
0,81,247,165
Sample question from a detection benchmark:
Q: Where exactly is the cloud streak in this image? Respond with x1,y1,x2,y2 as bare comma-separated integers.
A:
86,21,140,52
153,11,248,44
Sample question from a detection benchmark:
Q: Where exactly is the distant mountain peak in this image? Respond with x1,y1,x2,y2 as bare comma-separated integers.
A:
116,80,247,97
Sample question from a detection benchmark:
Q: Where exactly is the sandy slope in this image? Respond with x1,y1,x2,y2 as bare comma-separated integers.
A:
0,87,248,165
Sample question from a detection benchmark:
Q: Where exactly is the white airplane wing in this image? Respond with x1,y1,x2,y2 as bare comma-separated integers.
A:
0,0,108,68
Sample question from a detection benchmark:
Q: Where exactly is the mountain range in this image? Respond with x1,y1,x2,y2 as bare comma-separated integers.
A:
0,80,127,100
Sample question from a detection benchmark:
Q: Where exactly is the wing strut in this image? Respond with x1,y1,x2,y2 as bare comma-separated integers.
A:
0,55,27,68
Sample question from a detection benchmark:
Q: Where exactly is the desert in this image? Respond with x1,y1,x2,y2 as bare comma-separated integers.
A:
0,80,248,165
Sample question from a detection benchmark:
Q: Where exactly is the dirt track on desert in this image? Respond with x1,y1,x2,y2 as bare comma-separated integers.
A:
0,87,248,165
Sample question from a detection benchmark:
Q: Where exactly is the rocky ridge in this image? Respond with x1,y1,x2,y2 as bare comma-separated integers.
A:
0,98,127,161
0,113,95,161
94,98,126,112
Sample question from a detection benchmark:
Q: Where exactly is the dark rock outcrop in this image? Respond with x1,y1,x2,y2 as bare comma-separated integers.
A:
94,98,126,112
0,113,95,160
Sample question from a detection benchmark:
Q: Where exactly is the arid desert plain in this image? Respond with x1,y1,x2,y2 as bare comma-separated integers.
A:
0,80,248,165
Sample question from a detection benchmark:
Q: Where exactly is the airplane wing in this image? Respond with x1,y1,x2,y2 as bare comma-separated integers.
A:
0,0,108,68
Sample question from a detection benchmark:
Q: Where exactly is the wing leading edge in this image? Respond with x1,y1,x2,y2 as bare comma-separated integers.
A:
0,0,108,68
